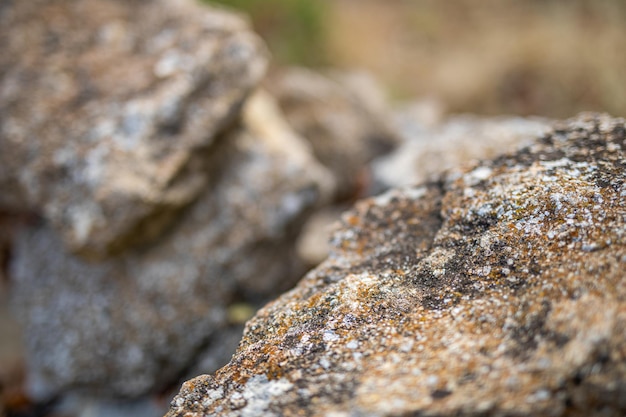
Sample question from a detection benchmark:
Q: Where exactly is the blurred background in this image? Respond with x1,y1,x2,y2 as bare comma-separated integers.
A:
209,0,626,118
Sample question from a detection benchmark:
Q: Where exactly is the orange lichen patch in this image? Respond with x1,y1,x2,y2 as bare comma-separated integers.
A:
345,214,360,227
305,292,323,309
260,345,289,381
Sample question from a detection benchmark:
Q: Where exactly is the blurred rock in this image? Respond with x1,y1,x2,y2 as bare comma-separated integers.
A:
373,110,552,191
0,286,25,417
295,206,347,268
267,67,399,200
10,91,333,400
393,97,447,130
0,0,268,259
56,394,168,417
167,113,626,417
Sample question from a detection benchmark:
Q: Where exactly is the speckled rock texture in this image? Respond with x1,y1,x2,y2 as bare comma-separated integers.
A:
268,67,399,200
373,112,552,191
0,0,267,258
166,113,626,417
10,92,333,399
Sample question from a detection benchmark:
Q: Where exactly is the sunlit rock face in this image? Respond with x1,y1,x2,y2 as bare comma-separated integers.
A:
167,113,626,417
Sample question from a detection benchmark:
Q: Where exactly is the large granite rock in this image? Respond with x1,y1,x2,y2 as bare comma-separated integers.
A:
0,0,267,258
167,113,626,417
268,67,399,200
10,91,334,399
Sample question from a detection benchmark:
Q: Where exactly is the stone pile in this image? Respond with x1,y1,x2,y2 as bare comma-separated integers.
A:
0,0,337,407
0,0,398,413
167,113,626,417
3,1,624,417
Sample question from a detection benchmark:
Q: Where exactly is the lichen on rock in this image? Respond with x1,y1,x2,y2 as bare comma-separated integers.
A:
166,113,626,417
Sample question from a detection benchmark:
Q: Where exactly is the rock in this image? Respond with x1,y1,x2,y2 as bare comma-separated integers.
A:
0,0,268,258
373,111,552,191
267,67,399,200
55,394,168,417
166,113,626,417
288,111,553,304
295,206,347,268
10,91,333,399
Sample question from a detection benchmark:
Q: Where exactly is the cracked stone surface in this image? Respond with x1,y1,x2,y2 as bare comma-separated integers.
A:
166,113,626,417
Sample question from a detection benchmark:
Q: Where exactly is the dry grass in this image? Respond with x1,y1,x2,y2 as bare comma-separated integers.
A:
325,0,626,117
220,0,626,118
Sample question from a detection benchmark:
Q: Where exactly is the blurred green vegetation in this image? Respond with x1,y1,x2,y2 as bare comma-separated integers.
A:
204,0,329,66
202,0,626,118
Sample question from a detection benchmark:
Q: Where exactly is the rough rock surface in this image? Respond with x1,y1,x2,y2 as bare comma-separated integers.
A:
10,92,333,399
296,113,552,267
0,0,267,258
373,112,552,191
268,67,399,200
167,113,626,417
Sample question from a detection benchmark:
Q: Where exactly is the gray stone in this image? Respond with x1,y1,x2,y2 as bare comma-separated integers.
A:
373,111,552,191
295,206,347,268
0,0,268,258
267,67,399,200
10,92,334,399
166,113,626,417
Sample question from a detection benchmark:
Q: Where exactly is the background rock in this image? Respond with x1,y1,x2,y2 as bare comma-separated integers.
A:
55,395,169,417
0,0,268,258
167,113,626,417
296,110,553,266
373,110,552,191
295,206,348,268
10,91,333,400
267,67,399,200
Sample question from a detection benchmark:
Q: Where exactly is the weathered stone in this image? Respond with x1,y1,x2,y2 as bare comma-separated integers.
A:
10,92,333,399
167,113,626,417
373,112,552,191
267,67,399,200
297,112,544,268
0,0,268,258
